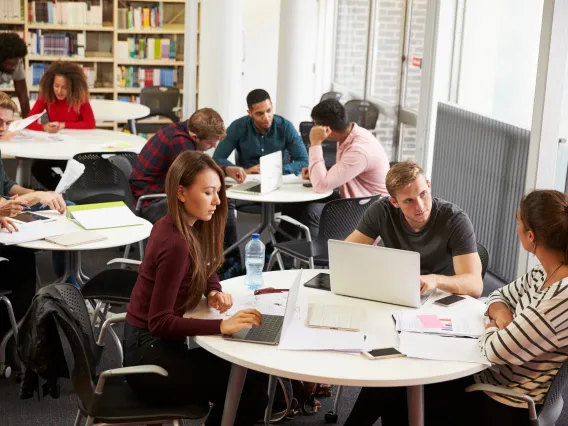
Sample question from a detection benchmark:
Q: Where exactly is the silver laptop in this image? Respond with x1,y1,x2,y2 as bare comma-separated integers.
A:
328,240,429,308
223,270,302,345
229,151,283,195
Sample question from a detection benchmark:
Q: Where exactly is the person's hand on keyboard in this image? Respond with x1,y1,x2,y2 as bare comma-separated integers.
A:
208,290,233,313
220,309,262,335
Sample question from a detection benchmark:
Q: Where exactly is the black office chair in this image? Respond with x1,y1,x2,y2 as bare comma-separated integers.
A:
477,243,489,279
466,358,568,426
66,152,137,210
127,86,181,134
320,91,343,102
344,100,379,130
267,195,381,270
298,121,336,170
51,284,209,426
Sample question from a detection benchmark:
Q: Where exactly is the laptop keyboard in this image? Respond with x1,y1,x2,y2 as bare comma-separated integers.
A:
247,184,261,193
245,315,283,342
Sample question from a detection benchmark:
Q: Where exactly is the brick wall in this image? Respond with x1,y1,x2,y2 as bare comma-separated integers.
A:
334,0,426,160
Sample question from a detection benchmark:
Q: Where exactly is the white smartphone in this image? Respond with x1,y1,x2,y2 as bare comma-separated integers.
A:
362,347,405,360
433,294,467,307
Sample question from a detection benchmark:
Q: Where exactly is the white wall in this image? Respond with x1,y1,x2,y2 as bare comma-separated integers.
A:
458,0,543,129
560,58,568,140
240,0,281,115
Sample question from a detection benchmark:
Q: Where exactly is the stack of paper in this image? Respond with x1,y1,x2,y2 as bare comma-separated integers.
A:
0,222,64,245
392,311,485,338
67,201,145,230
399,332,490,365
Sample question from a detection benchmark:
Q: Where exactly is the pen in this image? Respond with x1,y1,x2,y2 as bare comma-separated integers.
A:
254,287,290,295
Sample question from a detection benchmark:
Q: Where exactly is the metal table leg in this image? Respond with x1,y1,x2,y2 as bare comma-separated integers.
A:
221,364,248,426
264,375,279,425
129,118,137,135
407,385,424,426
15,158,32,187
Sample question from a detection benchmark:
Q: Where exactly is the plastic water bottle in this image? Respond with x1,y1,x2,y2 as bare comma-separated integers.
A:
245,233,265,290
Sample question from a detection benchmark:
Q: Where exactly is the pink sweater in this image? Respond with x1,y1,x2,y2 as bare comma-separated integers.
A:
308,124,389,198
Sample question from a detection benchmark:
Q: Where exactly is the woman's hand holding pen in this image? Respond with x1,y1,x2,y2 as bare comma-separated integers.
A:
220,309,262,335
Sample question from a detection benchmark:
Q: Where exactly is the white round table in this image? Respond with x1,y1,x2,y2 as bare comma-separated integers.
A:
188,269,487,426
17,210,152,286
225,183,332,269
0,129,147,186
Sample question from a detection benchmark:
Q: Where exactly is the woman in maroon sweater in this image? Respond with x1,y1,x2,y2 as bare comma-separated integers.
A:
123,150,267,425
27,61,96,190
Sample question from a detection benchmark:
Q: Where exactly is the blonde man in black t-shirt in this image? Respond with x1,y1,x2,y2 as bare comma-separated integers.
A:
345,161,483,297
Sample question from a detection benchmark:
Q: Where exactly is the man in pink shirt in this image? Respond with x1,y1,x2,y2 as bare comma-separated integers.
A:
283,99,390,239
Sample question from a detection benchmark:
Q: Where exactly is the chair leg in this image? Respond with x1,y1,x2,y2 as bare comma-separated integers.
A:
73,409,83,426
121,244,132,269
138,240,145,260
0,296,18,345
309,256,315,269
35,265,42,291
91,301,102,328
267,250,278,271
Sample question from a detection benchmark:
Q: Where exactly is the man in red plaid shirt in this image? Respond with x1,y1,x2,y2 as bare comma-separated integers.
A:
130,108,246,275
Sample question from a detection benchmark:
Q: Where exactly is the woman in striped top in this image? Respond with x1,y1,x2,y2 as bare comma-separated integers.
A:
344,189,568,426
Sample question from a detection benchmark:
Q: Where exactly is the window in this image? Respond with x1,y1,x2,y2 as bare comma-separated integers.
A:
333,0,370,94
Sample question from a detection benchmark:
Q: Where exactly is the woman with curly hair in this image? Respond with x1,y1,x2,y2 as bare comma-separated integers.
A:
27,60,96,189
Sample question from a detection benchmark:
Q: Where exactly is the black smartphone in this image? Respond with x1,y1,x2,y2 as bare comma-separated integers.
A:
303,273,330,291
362,347,404,360
434,294,467,307
303,183,312,188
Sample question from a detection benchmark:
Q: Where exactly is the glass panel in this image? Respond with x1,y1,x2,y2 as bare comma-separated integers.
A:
374,114,396,161
399,123,417,160
333,0,370,93
402,0,427,111
458,0,543,128
368,0,405,104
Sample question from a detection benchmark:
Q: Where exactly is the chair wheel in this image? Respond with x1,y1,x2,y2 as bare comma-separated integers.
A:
325,411,338,423
2,365,12,379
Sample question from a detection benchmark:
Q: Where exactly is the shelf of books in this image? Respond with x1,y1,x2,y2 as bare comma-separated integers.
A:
0,0,192,134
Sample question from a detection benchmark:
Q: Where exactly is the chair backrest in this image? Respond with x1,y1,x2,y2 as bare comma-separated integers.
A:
299,121,313,148
134,86,180,134
320,91,343,102
538,359,568,424
140,86,180,122
66,152,138,210
50,284,102,412
319,195,381,241
344,100,379,130
298,121,336,169
477,243,489,279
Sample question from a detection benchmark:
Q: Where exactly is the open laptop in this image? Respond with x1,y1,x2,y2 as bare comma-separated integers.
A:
229,151,283,195
223,270,302,345
328,240,431,308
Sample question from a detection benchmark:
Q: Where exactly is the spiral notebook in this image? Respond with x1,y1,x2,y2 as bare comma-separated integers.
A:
45,231,107,247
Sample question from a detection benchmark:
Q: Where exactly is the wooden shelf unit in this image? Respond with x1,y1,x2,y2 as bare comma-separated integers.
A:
0,0,195,132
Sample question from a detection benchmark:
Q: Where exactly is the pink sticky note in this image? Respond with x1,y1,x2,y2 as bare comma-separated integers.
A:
417,314,444,328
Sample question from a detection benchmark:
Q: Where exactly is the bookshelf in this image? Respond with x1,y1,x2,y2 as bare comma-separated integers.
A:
0,0,197,133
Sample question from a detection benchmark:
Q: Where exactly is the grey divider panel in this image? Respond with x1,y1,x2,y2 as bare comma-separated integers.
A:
430,103,531,282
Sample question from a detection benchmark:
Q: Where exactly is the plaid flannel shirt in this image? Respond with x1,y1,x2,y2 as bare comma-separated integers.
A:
130,121,197,208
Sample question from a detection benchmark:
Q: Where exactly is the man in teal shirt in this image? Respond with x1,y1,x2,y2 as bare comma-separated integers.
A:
213,89,308,176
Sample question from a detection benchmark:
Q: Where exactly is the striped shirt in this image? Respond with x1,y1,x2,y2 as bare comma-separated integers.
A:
475,265,568,407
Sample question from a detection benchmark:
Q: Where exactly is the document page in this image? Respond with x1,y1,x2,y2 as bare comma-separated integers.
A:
70,205,145,230
393,311,486,337
399,332,490,365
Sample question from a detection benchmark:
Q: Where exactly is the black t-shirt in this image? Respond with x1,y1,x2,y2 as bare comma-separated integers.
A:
356,197,477,275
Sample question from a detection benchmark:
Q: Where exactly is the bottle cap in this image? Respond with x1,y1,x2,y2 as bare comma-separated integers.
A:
252,233,260,239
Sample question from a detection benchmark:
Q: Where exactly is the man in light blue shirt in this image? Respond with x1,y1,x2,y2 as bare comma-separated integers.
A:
213,89,308,176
